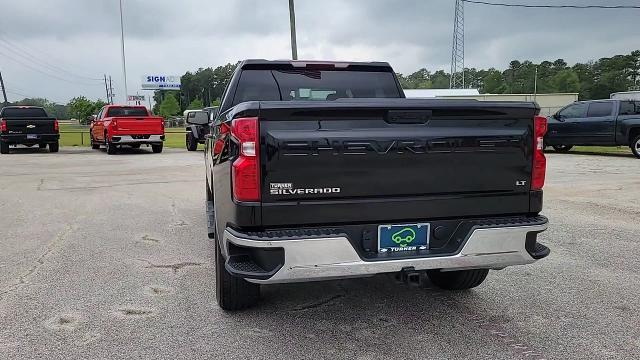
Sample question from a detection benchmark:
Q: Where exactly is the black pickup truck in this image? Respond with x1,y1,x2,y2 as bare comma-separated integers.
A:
0,106,60,154
204,60,550,310
545,99,640,158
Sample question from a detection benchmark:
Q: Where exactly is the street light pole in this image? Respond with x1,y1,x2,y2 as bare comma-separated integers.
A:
288,0,298,60
119,0,128,103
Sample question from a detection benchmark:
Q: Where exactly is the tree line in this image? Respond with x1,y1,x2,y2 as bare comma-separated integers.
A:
5,50,638,119
397,50,639,100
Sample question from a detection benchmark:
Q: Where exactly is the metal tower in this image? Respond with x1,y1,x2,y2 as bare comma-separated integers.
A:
450,0,465,89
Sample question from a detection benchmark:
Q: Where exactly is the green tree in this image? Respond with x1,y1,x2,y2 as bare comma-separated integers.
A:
187,99,204,110
158,95,180,118
67,96,104,124
550,70,580,93
481,69,507,93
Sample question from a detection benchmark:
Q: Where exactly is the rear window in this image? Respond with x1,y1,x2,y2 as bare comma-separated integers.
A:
586,102,614,117
106,107,149,117
1,107,48,118
232,69,401,105
619,101,640,115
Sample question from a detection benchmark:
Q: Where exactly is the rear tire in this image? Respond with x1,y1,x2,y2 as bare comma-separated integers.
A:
106,140,117,155
426,269,489,290
49,142,59,153
151,143,163,153
186,133,198,151
215,240,260,311
91,136,100,149
552,145,573,153
0,141,9,154
630,135,640,159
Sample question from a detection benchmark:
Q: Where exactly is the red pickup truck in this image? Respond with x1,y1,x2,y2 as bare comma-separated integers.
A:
90,105,165,154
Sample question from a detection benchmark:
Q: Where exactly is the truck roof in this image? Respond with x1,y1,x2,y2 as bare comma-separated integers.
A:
239,59,393,70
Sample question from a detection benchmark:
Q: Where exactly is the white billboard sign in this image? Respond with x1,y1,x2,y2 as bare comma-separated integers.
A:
141,75,181,90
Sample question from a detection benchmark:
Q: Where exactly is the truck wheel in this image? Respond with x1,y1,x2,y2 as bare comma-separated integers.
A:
186,133,197,151
106,141,117,155
90,136,100,150
552,145,573,153
426,269,489,290
49,142,59,153
631,135,640,159
151,143,163,153
215,240,260,311
39,144,47,149
0,141,9,154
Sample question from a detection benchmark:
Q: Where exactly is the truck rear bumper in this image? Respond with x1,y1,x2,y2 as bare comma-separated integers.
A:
221,218,549,284
0,134,59,144
111,135,164,144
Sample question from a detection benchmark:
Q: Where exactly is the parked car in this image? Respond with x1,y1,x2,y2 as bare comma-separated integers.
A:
545,99,640,158
185,109,215,151
90,105,165,155
0,106,59,154
204,59,550,310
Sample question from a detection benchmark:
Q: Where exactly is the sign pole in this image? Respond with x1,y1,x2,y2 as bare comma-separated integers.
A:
289,0,298,60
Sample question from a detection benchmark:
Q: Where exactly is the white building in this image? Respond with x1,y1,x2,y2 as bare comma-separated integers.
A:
404,89,579,116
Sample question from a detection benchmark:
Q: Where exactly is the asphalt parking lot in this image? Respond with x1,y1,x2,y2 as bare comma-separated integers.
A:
0,147,639,360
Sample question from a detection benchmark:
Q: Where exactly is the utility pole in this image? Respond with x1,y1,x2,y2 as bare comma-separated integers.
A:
288,0,298,60
0,70,8,105
450,0,465,89
104,74,110,103
108,76,115,104
119,0,129,103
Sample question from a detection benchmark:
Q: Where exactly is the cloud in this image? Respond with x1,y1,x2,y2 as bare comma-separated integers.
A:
0,0,638,103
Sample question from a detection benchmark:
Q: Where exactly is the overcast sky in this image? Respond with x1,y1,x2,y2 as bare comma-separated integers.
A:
0,0,638,104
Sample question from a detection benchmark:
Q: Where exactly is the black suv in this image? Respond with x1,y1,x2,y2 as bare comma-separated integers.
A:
185,107,218,151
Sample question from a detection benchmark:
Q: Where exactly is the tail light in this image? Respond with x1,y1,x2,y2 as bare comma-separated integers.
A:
53,119,59,132
532,115,548,190
0,119,6,133
231,117,260,202
111,119,118,129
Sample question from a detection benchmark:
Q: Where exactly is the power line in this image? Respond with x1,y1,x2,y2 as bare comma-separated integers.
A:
463,1,640,9
0,31,102,81
0,39,103,83
0,48,102,87
5,89,66,104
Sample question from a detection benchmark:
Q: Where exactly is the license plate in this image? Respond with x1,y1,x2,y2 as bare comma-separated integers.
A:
378,223,429,253
27,134,38,139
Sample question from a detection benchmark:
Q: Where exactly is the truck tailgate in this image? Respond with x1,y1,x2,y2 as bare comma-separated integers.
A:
5,118,56,134
112,116,164,134
258,100,539,226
